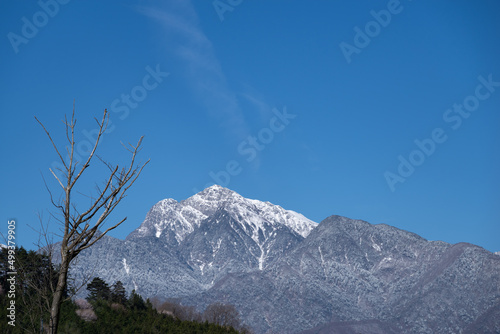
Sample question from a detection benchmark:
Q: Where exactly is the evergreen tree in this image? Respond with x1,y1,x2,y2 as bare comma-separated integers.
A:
0,247,69,333
0,253,245,333
111,280,127,304
128,289,146,310
86,277,111,302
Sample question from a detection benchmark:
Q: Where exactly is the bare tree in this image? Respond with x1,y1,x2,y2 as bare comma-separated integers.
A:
154,298,202,322
203,302,242,329
35,106,149,333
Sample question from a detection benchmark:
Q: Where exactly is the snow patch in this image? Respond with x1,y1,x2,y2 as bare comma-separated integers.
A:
199,263,205,275
122,258,138,291
215,239,222,252
371,236,382,252
258,244,265,270
318,246,327,278
122,258,130,275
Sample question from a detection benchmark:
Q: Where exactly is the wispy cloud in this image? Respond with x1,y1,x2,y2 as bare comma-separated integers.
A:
238,84,274,121
137,2,249,140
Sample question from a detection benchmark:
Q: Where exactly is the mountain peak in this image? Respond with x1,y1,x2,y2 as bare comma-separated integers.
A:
188,186,317,238
157,198,178,206
191,184,240,203
205,184,225,191
128,185,317,246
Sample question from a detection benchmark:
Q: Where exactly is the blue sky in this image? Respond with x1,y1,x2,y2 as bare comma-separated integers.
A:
1,0,499,252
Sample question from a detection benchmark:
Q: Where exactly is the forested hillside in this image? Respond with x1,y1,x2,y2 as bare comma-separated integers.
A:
0,247,249,333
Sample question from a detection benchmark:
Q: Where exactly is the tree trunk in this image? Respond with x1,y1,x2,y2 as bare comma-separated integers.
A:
48,254,69,334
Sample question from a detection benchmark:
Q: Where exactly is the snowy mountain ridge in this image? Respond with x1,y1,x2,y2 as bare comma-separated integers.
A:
128,185,317,244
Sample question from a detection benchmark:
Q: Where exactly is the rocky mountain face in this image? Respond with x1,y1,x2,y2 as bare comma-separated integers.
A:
66,186,500,334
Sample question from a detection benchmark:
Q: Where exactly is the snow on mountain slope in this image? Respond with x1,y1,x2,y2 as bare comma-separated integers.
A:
125,185,317,276
127,185,317,244
182,185,317,239
127,197,207,244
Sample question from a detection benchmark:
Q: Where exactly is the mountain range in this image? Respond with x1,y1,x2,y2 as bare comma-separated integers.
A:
65,185,500,333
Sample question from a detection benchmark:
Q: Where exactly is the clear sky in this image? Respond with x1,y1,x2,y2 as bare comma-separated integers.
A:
1,0,499,252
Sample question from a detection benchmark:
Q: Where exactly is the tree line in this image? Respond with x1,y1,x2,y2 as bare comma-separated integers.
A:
0,247,251,333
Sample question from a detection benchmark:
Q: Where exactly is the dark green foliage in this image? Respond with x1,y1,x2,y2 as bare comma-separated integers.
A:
0,250,247,333
86,277,111,302
0,246,66,333
110,281,127,304
0,294,79,334
78,298,241,333
1,287,242,333
127,289,146,311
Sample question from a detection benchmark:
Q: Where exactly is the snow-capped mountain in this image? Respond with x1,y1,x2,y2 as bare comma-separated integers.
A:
127,185,316,273
128,185,316,241
64,186,500,334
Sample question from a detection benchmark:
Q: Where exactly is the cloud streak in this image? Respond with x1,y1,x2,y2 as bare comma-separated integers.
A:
137,2,249,140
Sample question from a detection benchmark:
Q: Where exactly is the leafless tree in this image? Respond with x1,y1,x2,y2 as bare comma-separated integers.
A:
203,302,242,329
154,298,202,322
35,106,149,333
